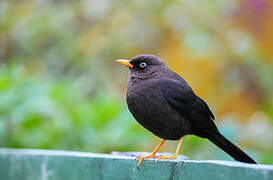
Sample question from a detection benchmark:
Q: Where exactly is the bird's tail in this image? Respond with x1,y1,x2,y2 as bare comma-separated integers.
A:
207,132,256,164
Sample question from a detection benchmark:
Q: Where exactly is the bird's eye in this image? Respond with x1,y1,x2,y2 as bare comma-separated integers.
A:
139,62,147,68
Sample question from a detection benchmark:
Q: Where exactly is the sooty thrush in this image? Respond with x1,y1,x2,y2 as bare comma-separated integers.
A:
116,54,256,167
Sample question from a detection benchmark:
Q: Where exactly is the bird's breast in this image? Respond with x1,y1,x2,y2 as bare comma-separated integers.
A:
126,79,191,140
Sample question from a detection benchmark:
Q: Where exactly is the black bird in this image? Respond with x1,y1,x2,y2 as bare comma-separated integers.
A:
116,54,256,167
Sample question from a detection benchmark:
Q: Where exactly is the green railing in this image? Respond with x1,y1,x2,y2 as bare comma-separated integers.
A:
0,148,272,180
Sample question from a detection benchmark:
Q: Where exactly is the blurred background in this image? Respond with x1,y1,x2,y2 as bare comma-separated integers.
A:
0,0,272,164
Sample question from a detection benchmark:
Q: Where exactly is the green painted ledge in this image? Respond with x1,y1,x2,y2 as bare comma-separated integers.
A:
0,148,272,180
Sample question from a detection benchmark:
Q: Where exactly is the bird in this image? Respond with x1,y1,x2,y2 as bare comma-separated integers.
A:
116,54,257,167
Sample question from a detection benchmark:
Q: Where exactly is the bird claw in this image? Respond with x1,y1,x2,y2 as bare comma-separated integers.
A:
157,155,177,159
136,154,157,167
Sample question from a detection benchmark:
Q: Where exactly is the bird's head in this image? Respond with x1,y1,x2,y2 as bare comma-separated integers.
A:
116,54,167,78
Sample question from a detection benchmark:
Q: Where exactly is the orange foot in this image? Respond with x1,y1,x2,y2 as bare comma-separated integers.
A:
157,155,177,159
136,154,157,167
136,139,166,167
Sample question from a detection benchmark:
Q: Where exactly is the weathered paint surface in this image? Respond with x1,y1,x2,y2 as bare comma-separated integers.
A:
0,148,272,180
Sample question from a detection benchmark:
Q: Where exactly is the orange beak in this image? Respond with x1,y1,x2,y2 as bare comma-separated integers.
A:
116,59,133,68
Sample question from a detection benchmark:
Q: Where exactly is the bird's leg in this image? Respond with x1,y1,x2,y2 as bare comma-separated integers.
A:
157,137,183,159
136,139,166,167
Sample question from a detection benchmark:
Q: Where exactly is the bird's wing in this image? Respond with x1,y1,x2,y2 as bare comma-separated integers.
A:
157,79,214,119
157,79,216,136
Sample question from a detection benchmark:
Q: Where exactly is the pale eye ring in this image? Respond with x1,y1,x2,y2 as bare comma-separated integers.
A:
139,62,147,68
